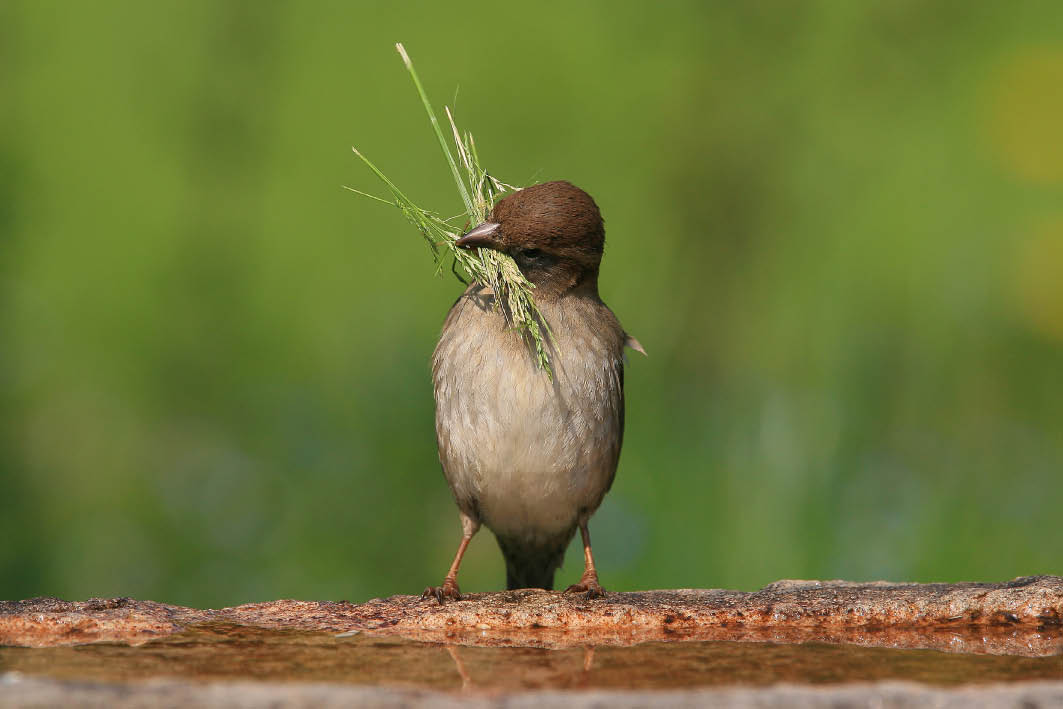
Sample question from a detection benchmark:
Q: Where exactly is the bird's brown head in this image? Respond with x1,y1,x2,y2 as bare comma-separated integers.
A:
456,181,605,298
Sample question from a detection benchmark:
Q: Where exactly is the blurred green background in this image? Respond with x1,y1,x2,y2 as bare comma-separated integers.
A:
2,1,1062,608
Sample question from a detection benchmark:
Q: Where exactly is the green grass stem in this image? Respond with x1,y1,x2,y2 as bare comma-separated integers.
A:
348,44,554,376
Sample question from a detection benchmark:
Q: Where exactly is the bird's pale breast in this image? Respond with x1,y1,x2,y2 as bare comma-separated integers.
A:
433,285,624,545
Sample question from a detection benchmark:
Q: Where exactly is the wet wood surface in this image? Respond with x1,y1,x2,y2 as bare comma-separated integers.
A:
3,575,1061,656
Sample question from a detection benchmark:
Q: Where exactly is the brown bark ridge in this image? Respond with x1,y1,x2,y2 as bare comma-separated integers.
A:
2,576,1061,655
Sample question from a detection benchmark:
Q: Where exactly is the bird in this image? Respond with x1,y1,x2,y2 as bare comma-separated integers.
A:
424,180,642,602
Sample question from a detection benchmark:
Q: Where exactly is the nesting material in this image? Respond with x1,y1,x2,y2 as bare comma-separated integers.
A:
348,44,552,374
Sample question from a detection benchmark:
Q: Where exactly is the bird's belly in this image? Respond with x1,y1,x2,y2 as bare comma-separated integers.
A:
463,396,606,541
435,327,621,542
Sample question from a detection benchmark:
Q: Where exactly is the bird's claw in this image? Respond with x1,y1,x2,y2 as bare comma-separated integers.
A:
564,580,606,599
421,579,462,604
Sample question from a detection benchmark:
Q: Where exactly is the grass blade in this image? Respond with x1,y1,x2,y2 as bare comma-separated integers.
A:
395,43,474,217
349,45,554,377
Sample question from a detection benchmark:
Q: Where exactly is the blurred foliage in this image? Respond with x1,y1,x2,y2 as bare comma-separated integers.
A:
1,1,1062,607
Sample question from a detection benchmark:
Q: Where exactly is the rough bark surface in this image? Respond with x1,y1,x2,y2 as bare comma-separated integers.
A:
2,575,1061,655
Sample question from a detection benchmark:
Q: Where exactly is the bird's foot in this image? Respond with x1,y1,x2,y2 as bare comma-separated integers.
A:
564,573,606,599
421,578,462,604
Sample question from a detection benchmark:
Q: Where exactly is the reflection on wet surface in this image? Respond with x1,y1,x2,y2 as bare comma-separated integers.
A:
1,623,1060,691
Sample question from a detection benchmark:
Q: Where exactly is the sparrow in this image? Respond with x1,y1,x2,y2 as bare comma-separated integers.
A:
424,180,642,602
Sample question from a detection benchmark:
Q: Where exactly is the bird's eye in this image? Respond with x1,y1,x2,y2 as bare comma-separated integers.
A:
521,248,544,259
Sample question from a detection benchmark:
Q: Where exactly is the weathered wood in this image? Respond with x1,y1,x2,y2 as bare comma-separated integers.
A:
2,576,1061,656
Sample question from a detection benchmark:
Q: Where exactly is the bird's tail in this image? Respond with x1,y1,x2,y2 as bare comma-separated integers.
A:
495,533,571,591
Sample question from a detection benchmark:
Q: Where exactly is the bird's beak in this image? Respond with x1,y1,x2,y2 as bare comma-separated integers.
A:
455,222,501,250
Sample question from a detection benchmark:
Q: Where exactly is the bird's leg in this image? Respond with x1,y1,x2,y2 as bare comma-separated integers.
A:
422,512,480,604
446,645,472,691
564,521,606,598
